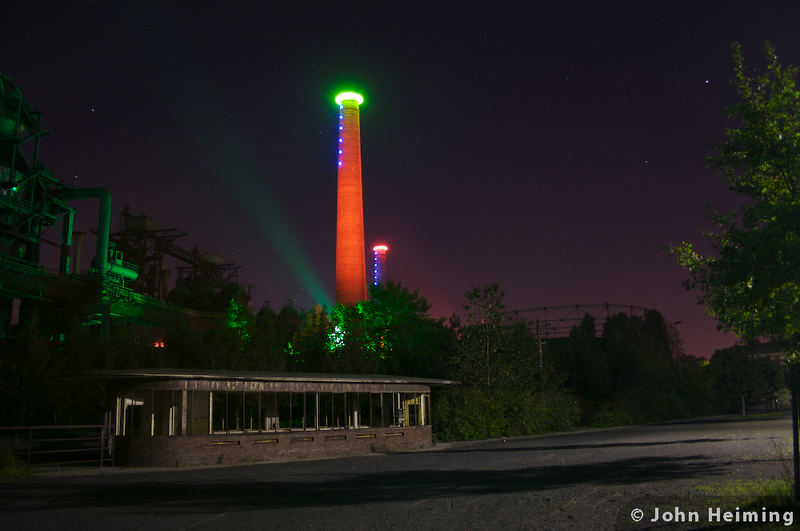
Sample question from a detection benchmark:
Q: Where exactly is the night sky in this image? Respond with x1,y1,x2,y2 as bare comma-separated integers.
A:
4,2,800,358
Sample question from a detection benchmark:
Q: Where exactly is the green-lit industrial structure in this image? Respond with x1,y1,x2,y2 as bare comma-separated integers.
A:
0,74,235,339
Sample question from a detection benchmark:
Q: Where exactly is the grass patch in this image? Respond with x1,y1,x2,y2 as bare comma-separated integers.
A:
0,449,27,479
693,476,799,527
696,478,793,504
690,439,798,524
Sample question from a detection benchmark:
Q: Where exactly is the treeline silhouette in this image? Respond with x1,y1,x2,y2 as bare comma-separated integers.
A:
0,281,787,439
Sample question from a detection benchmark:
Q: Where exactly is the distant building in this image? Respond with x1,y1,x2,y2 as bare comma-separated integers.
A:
99,369,456,466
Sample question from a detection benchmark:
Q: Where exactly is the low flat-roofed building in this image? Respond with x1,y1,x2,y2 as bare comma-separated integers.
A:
96,369,456,467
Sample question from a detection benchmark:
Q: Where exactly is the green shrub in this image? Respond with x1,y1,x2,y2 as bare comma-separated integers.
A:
0,449,26,478
432,385,581,441
589,408,634,428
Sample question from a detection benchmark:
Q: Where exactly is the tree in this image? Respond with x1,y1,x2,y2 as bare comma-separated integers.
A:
436,283,582,440
284,305,330,371
708,345,784,415
364,281,453,378
552,314,613,406
672,42,800,500
673,42,800,357
455,283,512,386
548,310,713,424
322,281,452,376
225,298,251,346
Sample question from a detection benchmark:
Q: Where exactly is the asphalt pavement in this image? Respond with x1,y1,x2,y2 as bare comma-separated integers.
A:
0,413,793,530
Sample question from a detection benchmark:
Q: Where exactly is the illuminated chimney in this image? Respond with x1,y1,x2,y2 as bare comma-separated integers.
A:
335,91,367,305
372,244,389,287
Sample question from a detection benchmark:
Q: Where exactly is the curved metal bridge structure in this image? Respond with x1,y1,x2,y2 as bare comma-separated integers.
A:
510,303,652,339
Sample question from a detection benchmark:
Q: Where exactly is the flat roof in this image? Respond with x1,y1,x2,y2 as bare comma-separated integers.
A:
89,368,458,387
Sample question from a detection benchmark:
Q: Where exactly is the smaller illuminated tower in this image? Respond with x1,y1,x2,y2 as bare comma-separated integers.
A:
372,244,389,287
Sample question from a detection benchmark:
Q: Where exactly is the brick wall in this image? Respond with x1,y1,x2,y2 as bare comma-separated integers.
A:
114,426,432,467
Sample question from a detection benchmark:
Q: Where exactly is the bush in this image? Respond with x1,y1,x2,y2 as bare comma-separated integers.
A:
432,385,581,441
588,408,635,428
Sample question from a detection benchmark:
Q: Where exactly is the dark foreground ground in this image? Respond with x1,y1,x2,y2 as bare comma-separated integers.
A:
0,414,793,530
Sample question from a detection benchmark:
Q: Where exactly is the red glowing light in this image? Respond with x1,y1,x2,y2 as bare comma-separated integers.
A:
372,245,389,252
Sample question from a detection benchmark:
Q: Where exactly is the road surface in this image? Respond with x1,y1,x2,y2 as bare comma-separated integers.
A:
0,414,793,530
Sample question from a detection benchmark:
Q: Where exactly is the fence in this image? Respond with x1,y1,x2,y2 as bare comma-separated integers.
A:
0,422,113,467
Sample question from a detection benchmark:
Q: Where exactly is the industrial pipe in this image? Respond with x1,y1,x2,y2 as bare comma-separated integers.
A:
54,187,111,278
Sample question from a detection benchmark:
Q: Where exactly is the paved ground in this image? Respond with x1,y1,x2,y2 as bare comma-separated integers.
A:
0,413,793,530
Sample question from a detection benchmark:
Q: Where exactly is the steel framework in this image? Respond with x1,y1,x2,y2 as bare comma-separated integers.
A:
510,302,651,339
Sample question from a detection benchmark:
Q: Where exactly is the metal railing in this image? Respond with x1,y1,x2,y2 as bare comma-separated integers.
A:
0,423,113,467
